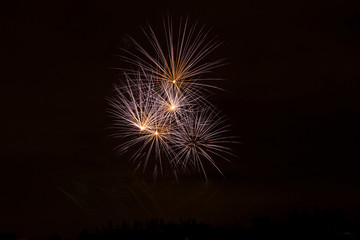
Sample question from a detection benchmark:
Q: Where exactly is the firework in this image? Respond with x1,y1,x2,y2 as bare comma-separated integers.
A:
108,74,176,178
171,108,233,180
122,17,225,97
109,17,234,180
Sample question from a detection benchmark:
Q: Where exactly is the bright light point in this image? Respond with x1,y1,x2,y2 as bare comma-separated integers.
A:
172,80,176,83
155,131,158,135
170,105,176,110
139,126,145,130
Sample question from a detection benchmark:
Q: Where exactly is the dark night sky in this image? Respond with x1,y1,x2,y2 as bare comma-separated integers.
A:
1,0,360,238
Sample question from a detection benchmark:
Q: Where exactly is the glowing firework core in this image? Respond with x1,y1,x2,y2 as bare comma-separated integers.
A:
170,104,176,111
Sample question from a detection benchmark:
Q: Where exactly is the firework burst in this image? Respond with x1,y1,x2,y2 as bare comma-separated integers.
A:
171,108,234,180
122,17,225,97
109,17,235,180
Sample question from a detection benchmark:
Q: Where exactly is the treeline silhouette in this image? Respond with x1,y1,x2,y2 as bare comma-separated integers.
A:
78,207,360,240
1,207,360,240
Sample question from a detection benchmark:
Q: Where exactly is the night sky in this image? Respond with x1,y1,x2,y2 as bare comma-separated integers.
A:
2,0,360,238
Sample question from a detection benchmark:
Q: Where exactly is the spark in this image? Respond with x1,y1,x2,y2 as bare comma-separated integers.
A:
169,104,176,111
